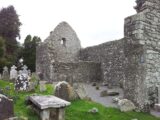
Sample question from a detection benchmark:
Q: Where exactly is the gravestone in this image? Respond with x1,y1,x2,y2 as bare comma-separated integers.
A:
28,69,31,76
54,81,79,101
40,81,46,92
0,94,14,120
0,74,1,79
2,66,9,80
10,65,18,80
18,70,22,75
15,74,29,91
28,82,35,91
22,65,28,75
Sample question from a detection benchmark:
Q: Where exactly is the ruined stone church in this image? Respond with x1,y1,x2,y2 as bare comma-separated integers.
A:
36,0,160,111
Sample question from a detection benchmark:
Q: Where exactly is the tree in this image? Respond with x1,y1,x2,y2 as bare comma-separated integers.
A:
0,36,7,72
0,6,21,63
0,37,5,57
23,35,41,72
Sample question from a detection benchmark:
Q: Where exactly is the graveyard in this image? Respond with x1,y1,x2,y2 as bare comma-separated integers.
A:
1,0,160,120
0,79,160,120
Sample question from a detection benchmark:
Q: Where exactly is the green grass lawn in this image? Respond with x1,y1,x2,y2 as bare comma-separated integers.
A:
0,80,160,120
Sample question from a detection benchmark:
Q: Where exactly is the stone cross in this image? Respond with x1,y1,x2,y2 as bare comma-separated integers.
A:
10,65,18,80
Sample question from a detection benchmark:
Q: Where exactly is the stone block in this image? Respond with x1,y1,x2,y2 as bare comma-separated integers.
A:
29,95,70,120
0,94,14,120
154,104,160,112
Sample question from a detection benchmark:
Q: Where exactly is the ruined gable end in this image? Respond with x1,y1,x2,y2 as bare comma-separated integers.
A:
45,21,81,63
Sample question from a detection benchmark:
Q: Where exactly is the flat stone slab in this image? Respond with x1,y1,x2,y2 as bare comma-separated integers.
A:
29,95,71,109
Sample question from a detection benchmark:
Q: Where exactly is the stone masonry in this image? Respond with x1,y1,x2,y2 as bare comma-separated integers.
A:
36,22,124,84
124,0,160,111
36,22,81,81
79,39,125,86
36,0,160,111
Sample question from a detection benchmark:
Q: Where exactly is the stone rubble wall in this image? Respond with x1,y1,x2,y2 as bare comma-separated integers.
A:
79,39,125,86
51,62,102,83
45,22,81,63
36,22,81,81
36,42,52,81
124,0,160,111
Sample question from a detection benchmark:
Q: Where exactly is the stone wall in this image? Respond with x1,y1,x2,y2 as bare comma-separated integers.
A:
79,39,125,86
124,0,160,111
51,62,102,83
36,42,51,81
36,22,81,81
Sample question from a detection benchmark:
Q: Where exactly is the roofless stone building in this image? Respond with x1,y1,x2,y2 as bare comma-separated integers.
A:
36,0,160,111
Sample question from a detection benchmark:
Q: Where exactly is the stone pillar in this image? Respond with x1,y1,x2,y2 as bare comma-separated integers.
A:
40,109,50,120
58,108,65,120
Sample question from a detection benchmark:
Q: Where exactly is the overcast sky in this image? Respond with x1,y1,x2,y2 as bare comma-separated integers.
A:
0,0,136,47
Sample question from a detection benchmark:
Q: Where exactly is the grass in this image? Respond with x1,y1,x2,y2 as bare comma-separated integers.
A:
66,100,160,120
0,80,53,120
0,80,160,120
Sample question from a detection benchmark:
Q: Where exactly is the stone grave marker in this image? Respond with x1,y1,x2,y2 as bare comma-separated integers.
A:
22,65,28,75
28,81,35,91
28,69,31,76
18,70,22,75
2,66,9,80
15,74,29,91
54,81,79,101
40,81,46,92
10,65,18,80
0,94,14,120
28,95,71,120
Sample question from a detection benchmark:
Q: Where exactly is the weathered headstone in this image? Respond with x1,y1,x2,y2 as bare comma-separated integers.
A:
28,69,31,76
22,65,28,75
18,70,22,75
0,94,14,120
28,82,35,92
2,66,9,80
15,74,29,91
54,81,79,101
40,81,46,92
10,65,18,80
